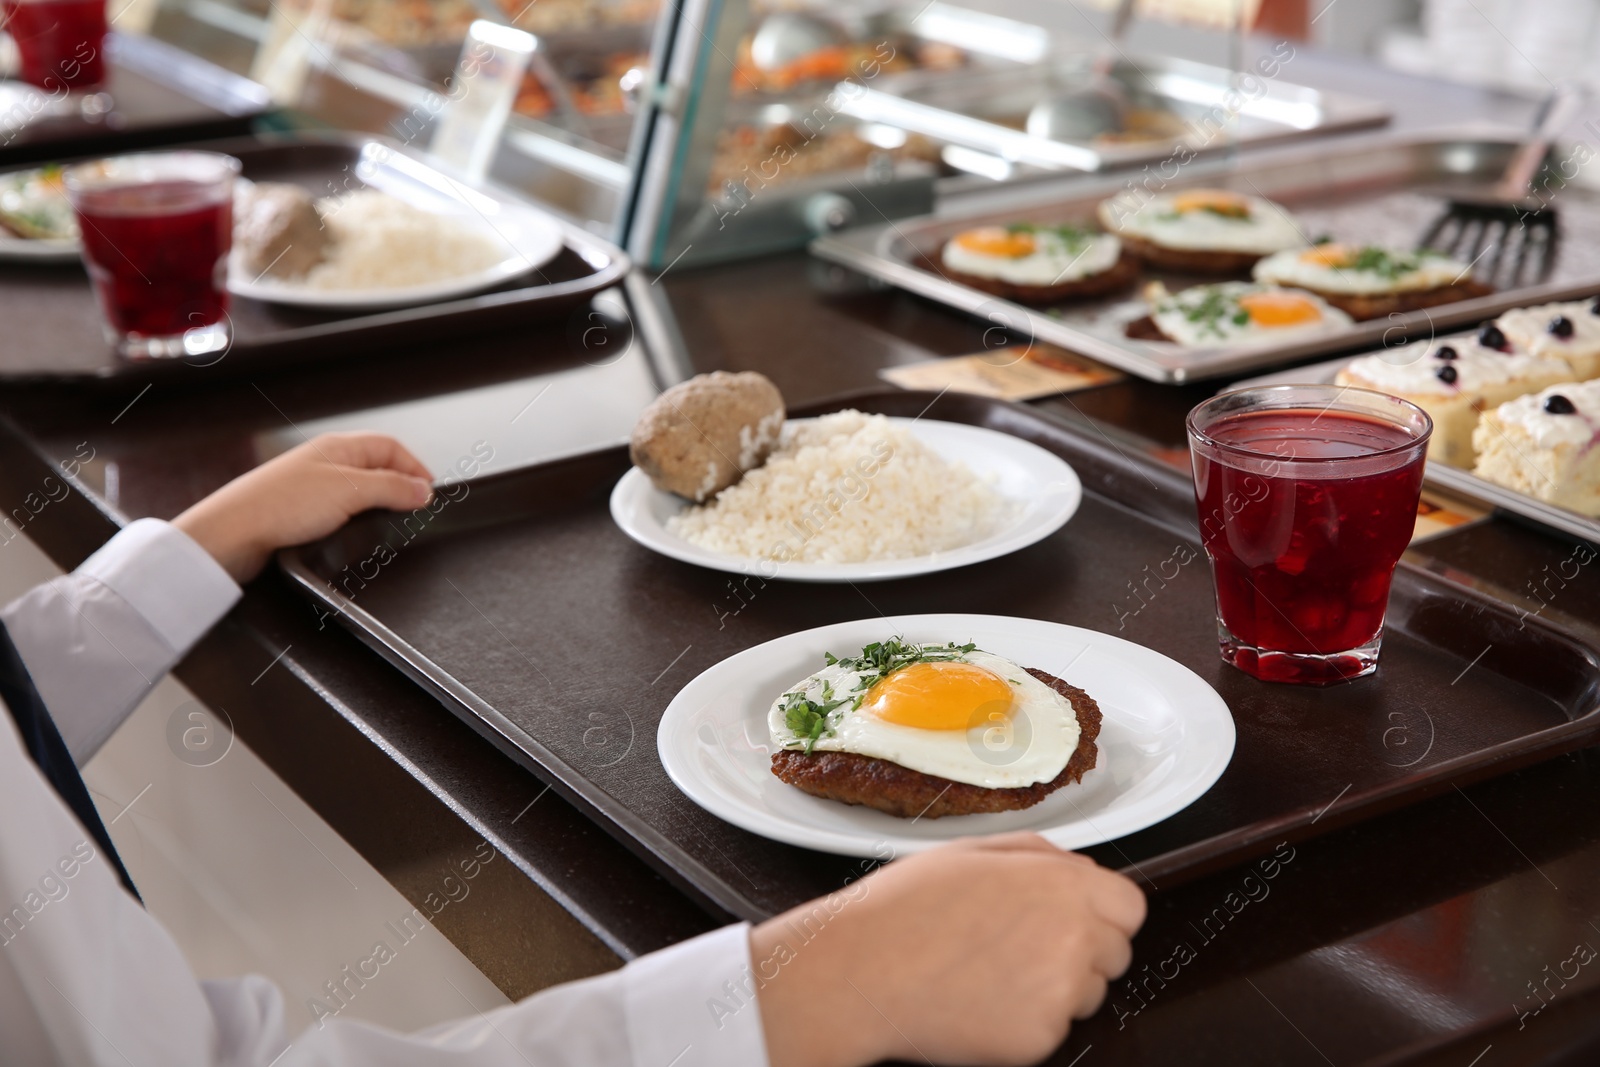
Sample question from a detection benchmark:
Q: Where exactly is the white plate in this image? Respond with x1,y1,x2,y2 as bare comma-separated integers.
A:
227,194,564,310
657,613,1236,857
0,231,77,262
609,417,1083,582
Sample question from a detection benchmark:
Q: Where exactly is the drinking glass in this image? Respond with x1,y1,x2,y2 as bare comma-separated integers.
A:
64,151,239,360
3,0,108,92
1186,384,1432,686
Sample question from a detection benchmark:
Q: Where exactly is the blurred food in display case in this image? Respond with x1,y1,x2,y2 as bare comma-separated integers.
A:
707,121,940,194
330,0,483,46
494,0,659,34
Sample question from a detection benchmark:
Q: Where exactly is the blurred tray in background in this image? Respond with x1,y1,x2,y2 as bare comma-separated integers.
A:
0,132,628,382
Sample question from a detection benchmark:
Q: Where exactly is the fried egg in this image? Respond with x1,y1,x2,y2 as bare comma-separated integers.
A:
768,644,1080,789
942,223,1122,286
1253,243,1467,295
1096,188,1305,254
1149,282,1351,346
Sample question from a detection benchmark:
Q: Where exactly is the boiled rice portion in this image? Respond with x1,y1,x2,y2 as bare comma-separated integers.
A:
304,190,508,290
666,410,1016,564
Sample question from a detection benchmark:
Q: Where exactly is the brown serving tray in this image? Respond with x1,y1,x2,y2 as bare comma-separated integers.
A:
279,390,1600,921
0,34,271,167
0,133,629,383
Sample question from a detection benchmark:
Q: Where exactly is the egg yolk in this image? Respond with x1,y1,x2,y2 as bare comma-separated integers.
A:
862,661,1014,731
1299,243,1354,267
953,227,1037,258
1237,291,1324,327
1171,190,1251,218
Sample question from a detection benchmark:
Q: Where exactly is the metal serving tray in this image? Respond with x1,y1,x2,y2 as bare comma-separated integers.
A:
811,132,1600,384
1235,330,1600,547
0,132,629,382
837,52,1391,173
279,389,1600,921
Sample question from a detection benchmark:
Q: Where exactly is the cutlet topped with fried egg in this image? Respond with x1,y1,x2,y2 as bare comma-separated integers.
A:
1097,188,1306,274
1253,243,1491,321
1127,281,1351,345
939,222,1138,304
768,639,1101,818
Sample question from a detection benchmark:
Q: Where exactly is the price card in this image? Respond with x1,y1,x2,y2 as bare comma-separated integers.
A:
429,20,536,184
879,343,1123,400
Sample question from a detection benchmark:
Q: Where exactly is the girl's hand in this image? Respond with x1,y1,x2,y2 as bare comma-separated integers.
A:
174,432,433,583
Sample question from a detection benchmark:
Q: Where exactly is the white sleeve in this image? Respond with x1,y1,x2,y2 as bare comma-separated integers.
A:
0,700,774,1067
0,699,771,1067
0,518,242,766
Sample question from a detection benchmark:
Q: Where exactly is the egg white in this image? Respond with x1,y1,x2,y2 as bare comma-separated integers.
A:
768,648,1081,790
1097,191,1305,254
1253,246,1466,295
1149,282,1351,346
942,229,1122,286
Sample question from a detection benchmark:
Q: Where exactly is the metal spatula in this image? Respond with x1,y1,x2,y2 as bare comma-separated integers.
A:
1417,85,1587,289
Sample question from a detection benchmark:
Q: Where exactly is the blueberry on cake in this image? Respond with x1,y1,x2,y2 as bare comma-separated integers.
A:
1335,335,1575,467
1494,299,1600,379
1473,380,1600,516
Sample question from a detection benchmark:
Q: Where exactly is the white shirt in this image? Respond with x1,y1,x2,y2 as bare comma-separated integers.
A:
0,519,769,1067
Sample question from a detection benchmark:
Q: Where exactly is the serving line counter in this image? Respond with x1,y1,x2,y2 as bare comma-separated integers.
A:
6,19,1600,1067
4,241,1600,1063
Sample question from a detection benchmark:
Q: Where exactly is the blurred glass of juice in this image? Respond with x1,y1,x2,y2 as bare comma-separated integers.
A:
65,152,240,359
3,0,108,91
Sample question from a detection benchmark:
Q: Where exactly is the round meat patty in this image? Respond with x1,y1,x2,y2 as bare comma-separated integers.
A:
769,666,1101,819
629,370,785,502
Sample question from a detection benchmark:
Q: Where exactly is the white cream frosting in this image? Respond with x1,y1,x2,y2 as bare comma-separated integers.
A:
1253,246,1467,295
1497,300,1600,359
1490,379,1600,449
1097,191,1305,254
942,230,1122,285
1340,336,1571,397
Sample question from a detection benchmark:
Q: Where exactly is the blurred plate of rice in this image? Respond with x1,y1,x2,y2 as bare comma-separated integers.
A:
609,412,1084,582
227,186,564,311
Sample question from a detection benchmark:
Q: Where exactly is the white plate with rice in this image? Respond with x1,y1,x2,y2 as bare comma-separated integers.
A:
227,188,565,310
657,613,1236,857
609,412,1083,582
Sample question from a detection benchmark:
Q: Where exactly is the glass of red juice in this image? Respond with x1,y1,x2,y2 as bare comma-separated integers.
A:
64,151,239,360
3,0,108,92
1186,385,1432,686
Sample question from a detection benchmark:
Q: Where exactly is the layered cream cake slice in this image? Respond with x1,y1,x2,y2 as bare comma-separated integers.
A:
1492,299,1600,379
1335,335,1574,467
1473,380,1600,516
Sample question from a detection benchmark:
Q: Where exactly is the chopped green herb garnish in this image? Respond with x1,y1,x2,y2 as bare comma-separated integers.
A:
1158,285,1249,340
827,638,980,709
781,679,848,755
1002,221,1093,254
1339,246,1439,280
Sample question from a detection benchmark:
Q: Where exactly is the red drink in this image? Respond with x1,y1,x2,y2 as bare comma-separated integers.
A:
77,182,231,336
65,152,239,359
3,0,107,91
1188,387,1431,685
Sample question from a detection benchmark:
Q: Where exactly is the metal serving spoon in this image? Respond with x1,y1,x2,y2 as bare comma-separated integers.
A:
749,11,847,73
1025,0,1138,144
